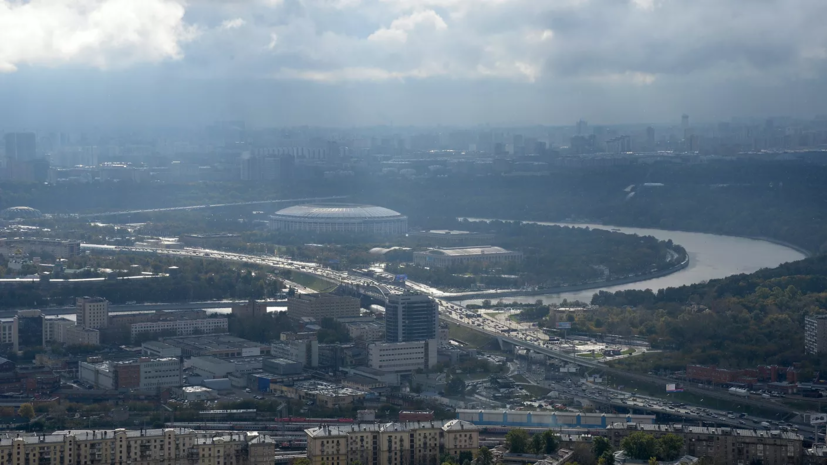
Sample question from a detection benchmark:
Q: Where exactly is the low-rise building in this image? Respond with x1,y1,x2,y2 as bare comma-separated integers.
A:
141,341,182,357
79,357,182,390
232,299,268,318
190,356,265,379
305,420,479,465
160,334,269,358
606,423,802,465
346,321,386,343
271,339,319,367
0,428,274,465
262,358,303,375
64,325,100,346
413,246,523,268
368,339,438,372
272,380,367,408
176,386,219,401
130,317,228,341
0,238,80,258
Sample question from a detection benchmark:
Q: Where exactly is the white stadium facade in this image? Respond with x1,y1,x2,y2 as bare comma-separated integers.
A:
270,203,407,236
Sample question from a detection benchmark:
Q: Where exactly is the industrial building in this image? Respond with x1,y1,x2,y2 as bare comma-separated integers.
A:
305,420,479,465
455,410,656,429
0,238,80,258
160,334,270,358
346,321,386,343
287,292,361,322
413,246,523,268
385,294,439,343
231,299,268,318
271,338,319,367
0,428,275,465
368,339,438,372
79,357,182,390
606,423,802,465
270,203,408,236
408,230,496,245
190,356,265,379
141,341,182,357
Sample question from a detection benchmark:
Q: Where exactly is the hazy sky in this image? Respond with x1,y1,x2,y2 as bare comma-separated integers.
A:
1,0,826,128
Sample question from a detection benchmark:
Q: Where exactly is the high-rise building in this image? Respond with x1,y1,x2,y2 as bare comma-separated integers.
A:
13,310,44,351
76,297,109,329
646,126,655,149
682,114,689,130
4,132,36,160
576,119,588,135
805,315,827,355
385,294,438,343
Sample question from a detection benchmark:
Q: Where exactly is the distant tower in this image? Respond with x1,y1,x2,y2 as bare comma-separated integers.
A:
576,120,588,136
646,126,655,149
681,114,689,130
4,133,36,160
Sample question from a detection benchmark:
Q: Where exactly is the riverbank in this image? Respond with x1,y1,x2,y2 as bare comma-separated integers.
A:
440,255,690,301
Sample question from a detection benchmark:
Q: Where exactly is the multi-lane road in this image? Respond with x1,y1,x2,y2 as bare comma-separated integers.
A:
80,243,820,439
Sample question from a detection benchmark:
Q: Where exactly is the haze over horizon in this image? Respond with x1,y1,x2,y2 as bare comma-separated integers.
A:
2,0,827,128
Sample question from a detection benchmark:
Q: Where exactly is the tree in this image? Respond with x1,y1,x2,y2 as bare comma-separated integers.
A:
593,437,612,458
621,432,658,461
18,403,35,420
530,433,543,454
541,430,559,454
657,434,684,461
294,459,310,465
648,457,658,465
458,451,473,465
506,428,530,454
597,452,615,465
475,447,494,465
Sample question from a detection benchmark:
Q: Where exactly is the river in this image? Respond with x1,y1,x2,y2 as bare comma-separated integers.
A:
461,222,808,305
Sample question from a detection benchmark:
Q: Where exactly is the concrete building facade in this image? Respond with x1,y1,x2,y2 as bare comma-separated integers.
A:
413,246,523,268
0,428,274,465
805,315,827,355
305,420,479,465
368,340,437,372
76,297,109,329
606,423,802,465
130,317,228,340
287,293,361,322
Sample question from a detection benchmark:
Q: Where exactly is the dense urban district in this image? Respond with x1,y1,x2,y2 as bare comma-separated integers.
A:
1,117,827,465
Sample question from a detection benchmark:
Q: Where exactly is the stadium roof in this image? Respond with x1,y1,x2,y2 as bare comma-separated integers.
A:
274,203,404,219
424,246,513,256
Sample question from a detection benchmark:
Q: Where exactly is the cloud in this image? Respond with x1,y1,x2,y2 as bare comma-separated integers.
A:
0,0,196,73
220,18,246,30
368,10,447,43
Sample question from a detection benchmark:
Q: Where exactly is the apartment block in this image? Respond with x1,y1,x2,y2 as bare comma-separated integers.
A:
76,297,109,330
0,428,274,465
805,315,827,355
606,423,802,465
130,318,228,341
287,293,360,321
305,420,479,465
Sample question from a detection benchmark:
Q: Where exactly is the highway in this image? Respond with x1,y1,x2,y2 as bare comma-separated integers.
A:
69,196,349,218
80,242,819,440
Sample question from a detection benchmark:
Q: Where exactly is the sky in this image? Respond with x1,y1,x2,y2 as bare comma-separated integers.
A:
1,0,826,128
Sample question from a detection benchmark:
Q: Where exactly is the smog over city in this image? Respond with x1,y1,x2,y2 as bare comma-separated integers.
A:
1,1,827,464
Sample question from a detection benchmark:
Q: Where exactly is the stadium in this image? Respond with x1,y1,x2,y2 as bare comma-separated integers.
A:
0,206,43,220
270,203,407,236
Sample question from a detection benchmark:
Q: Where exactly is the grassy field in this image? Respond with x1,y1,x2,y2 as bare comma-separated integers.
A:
447,322,498,349
521,385,552,397
289,272,339,292
622,348,637,355
576,352,604,359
